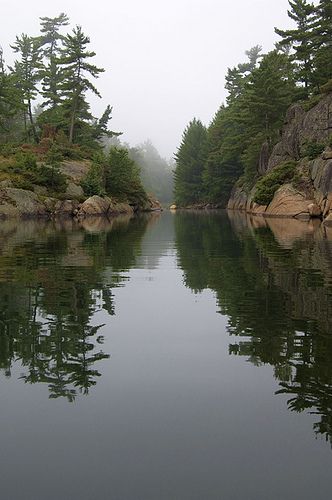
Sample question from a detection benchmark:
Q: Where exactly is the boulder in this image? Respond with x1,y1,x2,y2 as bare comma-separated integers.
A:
59,160,90,183
265,184,314,218
0,188,48,218
170,204,177,210
65,181,84,199
77,195,111,217
54,199,80,217
308,203,322,218
108,202,133,216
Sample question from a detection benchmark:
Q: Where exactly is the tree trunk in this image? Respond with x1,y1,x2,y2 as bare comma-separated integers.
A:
28,99,39,143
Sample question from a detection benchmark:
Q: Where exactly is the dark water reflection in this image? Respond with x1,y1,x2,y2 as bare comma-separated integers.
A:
1,211,332,498
0,215,158,401
176,211,332,444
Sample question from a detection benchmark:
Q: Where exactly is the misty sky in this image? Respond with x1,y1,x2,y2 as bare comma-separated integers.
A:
2,0,294,158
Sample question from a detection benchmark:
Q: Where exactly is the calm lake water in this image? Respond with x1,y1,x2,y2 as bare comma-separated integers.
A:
0,210,332,499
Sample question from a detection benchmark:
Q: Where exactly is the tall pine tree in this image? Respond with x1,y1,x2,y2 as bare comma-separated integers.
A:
10,34,42,142
174,119,208,205
275,0,315,91
58,26,104,143
312,0,332,89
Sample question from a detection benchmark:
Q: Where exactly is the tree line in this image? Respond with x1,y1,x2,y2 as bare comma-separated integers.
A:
174,0,332,207
0,13,115,146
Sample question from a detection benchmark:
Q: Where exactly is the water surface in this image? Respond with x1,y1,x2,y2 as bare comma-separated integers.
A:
0,211,332,499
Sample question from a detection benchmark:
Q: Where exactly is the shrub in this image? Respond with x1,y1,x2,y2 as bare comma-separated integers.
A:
321,79,332,94
15,151,38,170
253,161,297,206
33,165,67,193
81,156,106,197
0,143,18,158
302,94,322,111
302,140,325,160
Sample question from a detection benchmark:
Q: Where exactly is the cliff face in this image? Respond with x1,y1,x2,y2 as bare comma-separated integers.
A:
228,93,332,221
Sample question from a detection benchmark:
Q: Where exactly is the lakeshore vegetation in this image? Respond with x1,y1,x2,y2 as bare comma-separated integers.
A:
174,0,332,207
0,14,174,205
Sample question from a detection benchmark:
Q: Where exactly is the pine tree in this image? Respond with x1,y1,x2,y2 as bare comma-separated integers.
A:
10,34,42,142
225,46,262,103
174,119,208,205
312,0,332,89
0,47,22,132
275,0,315,90
203,106,243,205
244,51,296,142
39,13,69,110
106,147,147,203
58,26,104,143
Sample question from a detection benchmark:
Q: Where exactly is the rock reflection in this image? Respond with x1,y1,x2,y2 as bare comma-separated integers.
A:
0,215,152,401
175,210,332,444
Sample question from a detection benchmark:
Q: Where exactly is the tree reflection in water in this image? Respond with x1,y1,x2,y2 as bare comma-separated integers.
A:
0,215,152,401
175,211,332,444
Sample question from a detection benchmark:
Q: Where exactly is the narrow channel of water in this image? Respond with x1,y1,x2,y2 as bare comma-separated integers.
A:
0,211,331,499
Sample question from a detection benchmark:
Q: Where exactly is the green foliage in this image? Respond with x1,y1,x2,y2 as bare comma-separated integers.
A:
33,164,67,192
174,118,208,205
275,0,332,93
81,155,105,196
302,140,326,159
302,93,322,111
0,143,19,157
0,150,66,192
320,79,332,94
106,147,147,204
15,151,38,170
254,161,297,205
57,25,105,143
275,0,315,91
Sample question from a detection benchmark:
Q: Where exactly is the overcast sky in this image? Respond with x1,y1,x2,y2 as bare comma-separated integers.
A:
2,0,294,158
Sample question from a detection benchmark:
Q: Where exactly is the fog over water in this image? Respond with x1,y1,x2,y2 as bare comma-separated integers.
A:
3,0,293,157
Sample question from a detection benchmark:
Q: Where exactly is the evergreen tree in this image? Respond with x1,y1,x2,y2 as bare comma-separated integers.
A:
203,105,243,205
58,26,104,143
10,34,42,142
105,147,147,204
275,0,315,90
225,46,262,103
244,51,296,142
0,47,22,133
312,0,332,89
174,119,208,205
39,13,69,111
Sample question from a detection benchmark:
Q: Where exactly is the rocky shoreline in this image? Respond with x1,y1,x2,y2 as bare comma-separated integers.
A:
0,159,162,220
227,92,332,225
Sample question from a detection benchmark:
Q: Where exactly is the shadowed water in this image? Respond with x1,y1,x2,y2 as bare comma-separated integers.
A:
0,211,332,499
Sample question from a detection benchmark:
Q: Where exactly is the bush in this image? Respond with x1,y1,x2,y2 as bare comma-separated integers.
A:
302,94,322,111
0,143,19,158
302,140,325,160
106,147,147,204
15,151,38,170
321,79,332,94
33,165,67,193
253,161,297,206
81,156,106,197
